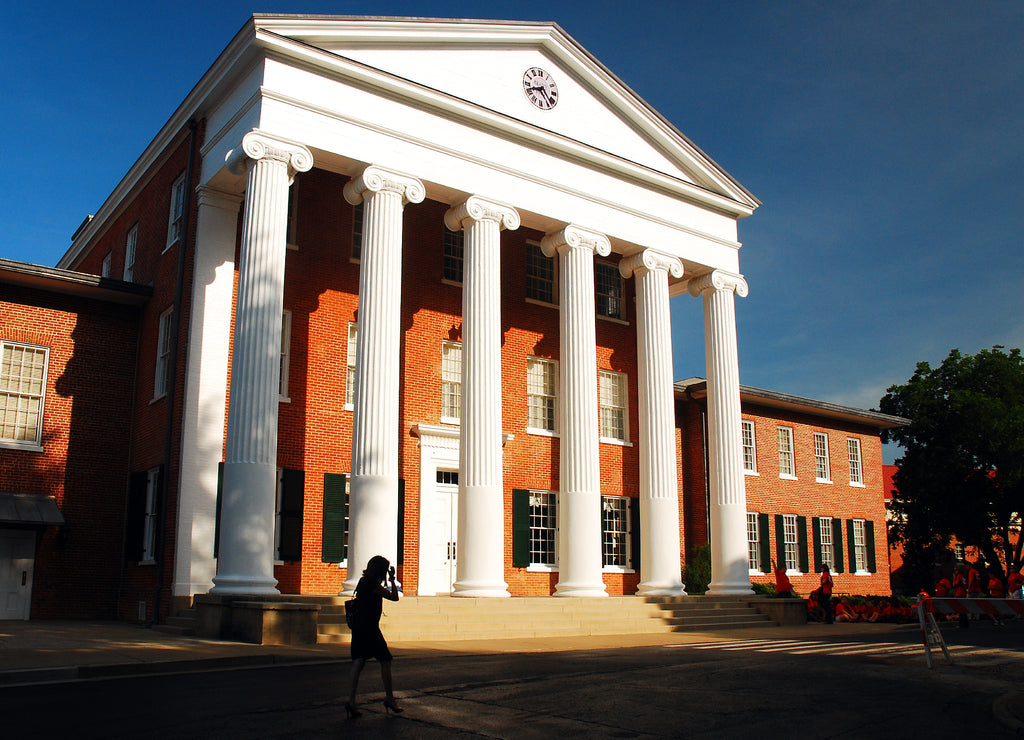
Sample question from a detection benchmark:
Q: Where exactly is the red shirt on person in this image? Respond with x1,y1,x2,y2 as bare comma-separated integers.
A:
1009,571,1024,595
988,576,1004,598
935,578,951,597
820,568,833,596
774,567,792,596
968,567,982,595
953,572,967,598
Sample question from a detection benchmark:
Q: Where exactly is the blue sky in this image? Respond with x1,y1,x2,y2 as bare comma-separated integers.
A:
3,2,1022,463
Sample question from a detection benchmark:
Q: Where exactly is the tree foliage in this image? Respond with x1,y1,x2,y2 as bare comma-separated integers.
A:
879,346,1024,586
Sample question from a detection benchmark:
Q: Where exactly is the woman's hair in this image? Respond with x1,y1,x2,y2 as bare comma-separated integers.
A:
362,555,390,583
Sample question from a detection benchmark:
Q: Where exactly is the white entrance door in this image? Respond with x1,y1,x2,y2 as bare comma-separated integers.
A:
0,529,35,620
421,472,458,595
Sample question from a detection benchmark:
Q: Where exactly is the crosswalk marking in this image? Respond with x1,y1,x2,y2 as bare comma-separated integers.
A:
665,638,1017,664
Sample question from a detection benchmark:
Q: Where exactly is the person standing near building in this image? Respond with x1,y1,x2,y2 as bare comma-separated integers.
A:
968,561,983,598
1009,568,1024,599
820,565,834,624
346,555,403,718
954,564,969,628
772,559,792,598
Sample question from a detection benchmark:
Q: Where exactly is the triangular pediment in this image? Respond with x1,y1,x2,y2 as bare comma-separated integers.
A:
252,15,758,213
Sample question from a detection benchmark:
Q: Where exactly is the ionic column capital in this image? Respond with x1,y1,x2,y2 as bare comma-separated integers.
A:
619,249,683,279
343,165,425,207
687,269,749,298
540,224,611,259
444,195,520,232
225,130,313,179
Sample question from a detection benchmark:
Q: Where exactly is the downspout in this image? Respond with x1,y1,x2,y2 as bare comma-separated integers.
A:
152,119,199,626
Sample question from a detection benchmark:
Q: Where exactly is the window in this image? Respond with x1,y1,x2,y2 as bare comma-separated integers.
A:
349,201,364,260
783,514,799,572
852,519,868,572
443,226,464,283
529,491,557,566
154,307,174,399
526,243,556,303
166,173,186,249
819,516,834,569
441,341,462,422
124,225,137,281
599,370,628,442
0,341,49,448
741,420,757,473
345,322,358,409
526,357,557,433
814,432,831,482
847,438,863,485
279,311,291,400
778,426,795,477
595,261,624,320
602,496,631,568
142,467,160,562
954,543,965,562
101,252,112,278
746,512,760,572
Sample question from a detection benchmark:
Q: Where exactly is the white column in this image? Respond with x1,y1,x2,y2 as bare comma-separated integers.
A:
211,131,312,595
620,249,687,596
173,187,241,599
444,195,519,598
688,270,753,596
541,225,609,598
341,166,424,594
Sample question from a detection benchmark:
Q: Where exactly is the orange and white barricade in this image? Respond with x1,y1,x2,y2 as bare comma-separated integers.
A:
913,595,1024,668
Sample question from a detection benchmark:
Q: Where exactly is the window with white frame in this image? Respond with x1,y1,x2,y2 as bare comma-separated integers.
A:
0,341,49,447
814,432,831,482
778,426,795,477
783,513,799,572
441,341,462,422
345,322,357,409
954,543,965,562
351,202,363,261
526,243,556,304
599,370,628,442
124,225,137,281
443,226,464,283
852,518,868,572
526,357,557,433
742,420,757,473
142,467,160,562
595,261,624,320
602,496,631,568
101,252,112,278
279,311,291,400
166,173,186,249
154,307,174,399
746,512,760,572
847,438,863,485
819,516,834,569
529,491,557,566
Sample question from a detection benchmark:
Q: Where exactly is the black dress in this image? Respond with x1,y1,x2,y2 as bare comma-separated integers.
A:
350,576,393,661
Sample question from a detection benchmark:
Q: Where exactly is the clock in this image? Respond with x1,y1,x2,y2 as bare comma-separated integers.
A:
523,67,559,110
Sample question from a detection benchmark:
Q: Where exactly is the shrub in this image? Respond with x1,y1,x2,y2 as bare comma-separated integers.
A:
683,544,712,594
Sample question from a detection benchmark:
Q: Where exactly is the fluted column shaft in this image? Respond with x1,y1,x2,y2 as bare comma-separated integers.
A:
341,166,424,593
620,250,687,596
212,131,312,595
689,270,753,595
444,196,519,597
541,226,609,597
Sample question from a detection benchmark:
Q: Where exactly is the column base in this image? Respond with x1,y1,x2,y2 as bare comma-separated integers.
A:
637,583,687,597
210,574,280,596
554,582,609,598
706,582,755,596
452,580,510,598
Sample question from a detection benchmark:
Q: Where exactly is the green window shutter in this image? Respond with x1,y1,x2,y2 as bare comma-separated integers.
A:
214,462,223,558
846,519,856,572
125,471,149,562
629,497,641,571
278,469,304,562
812,517,823,574
865,520,877,573
396,478,405,566
758,513,771,573
832,518,844,573
322,473,348,563
797,516,809,573
774,514,785,570
512,489,530,568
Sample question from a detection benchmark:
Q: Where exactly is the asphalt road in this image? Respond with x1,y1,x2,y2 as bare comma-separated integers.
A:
4,622,1022,739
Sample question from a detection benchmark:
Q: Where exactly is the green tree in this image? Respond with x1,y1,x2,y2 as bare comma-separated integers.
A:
880,347,1024,590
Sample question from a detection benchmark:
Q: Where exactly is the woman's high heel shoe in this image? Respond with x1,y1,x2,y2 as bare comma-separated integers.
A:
344,702,362,719
382,699,404,714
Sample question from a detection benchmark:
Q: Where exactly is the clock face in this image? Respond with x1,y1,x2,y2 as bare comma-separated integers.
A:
523,67,559,110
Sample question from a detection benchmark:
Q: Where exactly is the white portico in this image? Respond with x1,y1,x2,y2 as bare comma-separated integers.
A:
112,16,760,601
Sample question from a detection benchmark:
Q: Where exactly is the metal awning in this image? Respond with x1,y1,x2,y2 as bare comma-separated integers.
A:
0,492,67,526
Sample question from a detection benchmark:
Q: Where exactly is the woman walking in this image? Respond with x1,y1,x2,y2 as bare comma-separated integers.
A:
346,555,402,718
